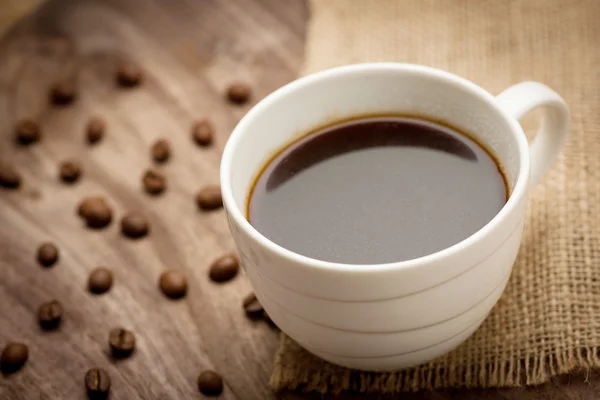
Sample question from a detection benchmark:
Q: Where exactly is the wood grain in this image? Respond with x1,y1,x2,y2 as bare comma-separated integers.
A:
0,0,305,399
0,0,597,399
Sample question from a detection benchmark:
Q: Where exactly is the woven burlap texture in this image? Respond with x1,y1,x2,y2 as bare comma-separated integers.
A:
271,0,600,394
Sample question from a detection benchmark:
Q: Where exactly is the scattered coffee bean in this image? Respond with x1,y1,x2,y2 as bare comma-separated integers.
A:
86,117,105,145
59,160,82,183
0,163,21,189
88,267,113,294
116,61,143,88
37,242,59,267
151,139,170,163
0,343,28,374
196,185,222,211
243,293,264,318
209,253,239,283
77,196,112,229
191,119,214,147
159,270,187,299
121,212,150,239
84,368,111,399
226,82,251,105
37,300,62,330
15,119,40,145
142,169,166,195
197,370,224,396
108,328,135,358
49,81,76,105
77,196,104,217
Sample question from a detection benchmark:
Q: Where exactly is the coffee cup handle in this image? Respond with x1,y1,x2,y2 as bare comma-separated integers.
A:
495,82,570,187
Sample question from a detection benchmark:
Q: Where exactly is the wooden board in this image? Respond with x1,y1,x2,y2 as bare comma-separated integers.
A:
0,0,305,398
0,0,597,399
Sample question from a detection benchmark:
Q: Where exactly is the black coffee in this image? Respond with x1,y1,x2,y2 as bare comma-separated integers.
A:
247,116,507,264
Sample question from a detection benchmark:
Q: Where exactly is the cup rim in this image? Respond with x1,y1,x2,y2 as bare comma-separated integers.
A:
220,62,530,273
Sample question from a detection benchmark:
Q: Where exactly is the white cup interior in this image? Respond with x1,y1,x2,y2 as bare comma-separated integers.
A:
225,64,521,224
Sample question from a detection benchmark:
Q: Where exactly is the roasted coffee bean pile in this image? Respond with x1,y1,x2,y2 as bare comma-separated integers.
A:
0,61,270,398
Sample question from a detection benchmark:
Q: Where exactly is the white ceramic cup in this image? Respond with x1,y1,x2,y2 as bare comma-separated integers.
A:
220,63,569,371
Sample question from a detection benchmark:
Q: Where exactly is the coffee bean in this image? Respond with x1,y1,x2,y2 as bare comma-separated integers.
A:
88,267,113,294
159,270,187,299
197,370,224,396
37,242,59,267
209,253,239,283
59,160,82,183
142,169,166,195
77,196,112,229
116,62,142,87
226,82,251,105
108,328,135,358
86,117,105,145
37,300,62,330
49,81,76,105
0,163,21,189
77,196,106,217
0,343,28,374
15,119,40,145
151,139,170,163
121,212,150,239
243,293,264,317
191,119,214,147
84,368,111,399
196,185,222,211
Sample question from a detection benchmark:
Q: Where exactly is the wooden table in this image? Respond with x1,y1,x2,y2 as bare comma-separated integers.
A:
0,0,596,399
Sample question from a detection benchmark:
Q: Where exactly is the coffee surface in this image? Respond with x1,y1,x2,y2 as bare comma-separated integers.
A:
248,117,507,264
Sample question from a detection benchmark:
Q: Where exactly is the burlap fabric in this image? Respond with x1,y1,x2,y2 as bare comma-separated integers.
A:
271,0,600,393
